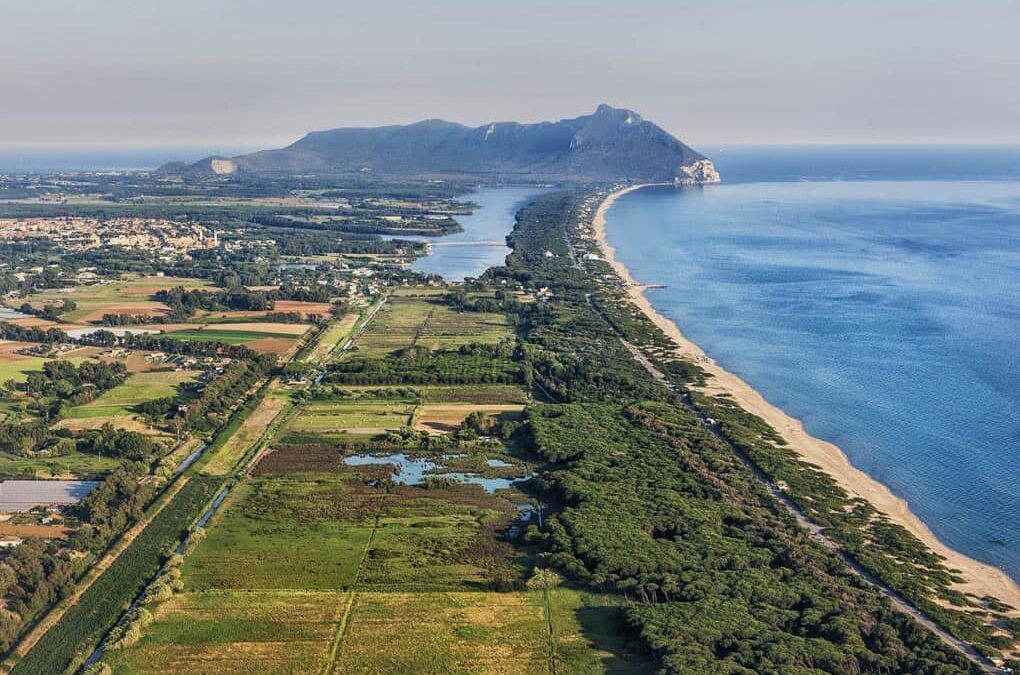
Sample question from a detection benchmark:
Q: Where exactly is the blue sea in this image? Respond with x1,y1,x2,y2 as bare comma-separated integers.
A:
604,146,1020,581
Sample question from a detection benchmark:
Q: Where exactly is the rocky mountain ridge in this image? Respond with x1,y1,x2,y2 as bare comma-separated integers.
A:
159,104,719,184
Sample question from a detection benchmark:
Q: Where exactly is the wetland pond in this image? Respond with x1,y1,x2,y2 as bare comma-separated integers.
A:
342,452,531,493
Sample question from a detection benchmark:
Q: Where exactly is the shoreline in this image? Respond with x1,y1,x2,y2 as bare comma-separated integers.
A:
592,183,1020,609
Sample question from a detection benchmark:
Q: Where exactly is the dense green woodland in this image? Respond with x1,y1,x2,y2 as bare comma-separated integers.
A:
499,193,982,673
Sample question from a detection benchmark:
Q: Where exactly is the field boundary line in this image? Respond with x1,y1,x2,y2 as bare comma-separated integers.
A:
322,515,380,675
543,589,557,675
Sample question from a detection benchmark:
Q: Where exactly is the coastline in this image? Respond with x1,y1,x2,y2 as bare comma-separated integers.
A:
592,184,1020,609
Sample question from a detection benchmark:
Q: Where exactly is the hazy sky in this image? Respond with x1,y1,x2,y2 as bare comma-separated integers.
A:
2,0,1019,148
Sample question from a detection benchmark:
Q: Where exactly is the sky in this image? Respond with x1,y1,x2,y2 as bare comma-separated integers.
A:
2,0,1019,149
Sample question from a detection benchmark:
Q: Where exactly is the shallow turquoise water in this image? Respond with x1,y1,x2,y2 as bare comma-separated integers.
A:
606,169,1020,581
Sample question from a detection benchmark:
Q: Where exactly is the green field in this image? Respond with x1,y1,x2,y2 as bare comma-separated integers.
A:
289,401,415,434
332,589,653,674
0,353,92,384
102,590,341,674
11,276,214,323
352,296,510,358
419,384,527,404
167,328,297,343
65,370,199,419
303,313,359,363
0,449,123,478
182,477,374,591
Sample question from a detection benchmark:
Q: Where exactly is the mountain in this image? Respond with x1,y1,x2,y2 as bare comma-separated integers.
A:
160,104,719,183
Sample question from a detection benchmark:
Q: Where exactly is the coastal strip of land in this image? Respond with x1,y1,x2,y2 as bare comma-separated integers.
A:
591,184,1020,611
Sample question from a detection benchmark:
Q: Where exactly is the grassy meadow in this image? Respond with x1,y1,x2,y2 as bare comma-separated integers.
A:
10,276,215,323
351,294,510,359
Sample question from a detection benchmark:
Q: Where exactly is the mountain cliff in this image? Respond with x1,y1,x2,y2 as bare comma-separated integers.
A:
161,105,719,183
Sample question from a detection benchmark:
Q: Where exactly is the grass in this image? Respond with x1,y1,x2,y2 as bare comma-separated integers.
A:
101,590,341,674
289,401,414,434
420,384,527,404
0,352,92,384
351,296,510,359
12,276,214,323
95,471,649,674
65,370,199,419
0,449,123,479
167,328,298,344
329,589,652,674
360,511,496,590
332,591,551,674
303,313,358,364
182,477,373,591
200,385,289,476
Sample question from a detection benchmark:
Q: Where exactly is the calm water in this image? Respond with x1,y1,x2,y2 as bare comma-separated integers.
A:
605,149,1020,580
410,186,548,280
342,452,525,492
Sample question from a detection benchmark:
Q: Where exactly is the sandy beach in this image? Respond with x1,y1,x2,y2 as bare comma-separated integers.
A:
592,184,1020,609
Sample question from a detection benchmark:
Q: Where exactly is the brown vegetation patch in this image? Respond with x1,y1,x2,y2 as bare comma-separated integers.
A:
254,444,343,475
5,317,58,328
0,341,33,361
0,524,71,539
274,300,333,317
52,416,168,437
219,322,310,335
245,337,294,355
414,404,524,435
81,303,170,323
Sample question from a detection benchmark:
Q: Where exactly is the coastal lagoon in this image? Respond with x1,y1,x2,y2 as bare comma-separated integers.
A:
409,186,548,280
605,151,1020,580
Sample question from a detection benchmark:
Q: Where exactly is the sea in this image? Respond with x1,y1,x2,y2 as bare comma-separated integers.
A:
604,146,1020,581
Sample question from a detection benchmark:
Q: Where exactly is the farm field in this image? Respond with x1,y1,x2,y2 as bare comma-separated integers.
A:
0,449,122,478
199,384,291,475
112,465,648,674
332,588,652,674
102,590,341,675
65,286,650,675
420,383,527,404
0,342,93,383
274,300,334,317
10,276,215,323
415,402,524,435
181,476,375,590
64,370,200,419
166,324,310,355
167,327,303,343
288,400,414,436
351,294,509,358
303,313,358,363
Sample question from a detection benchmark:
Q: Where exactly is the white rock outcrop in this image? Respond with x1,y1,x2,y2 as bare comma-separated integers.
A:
210,159,237,175
675,159,720,185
